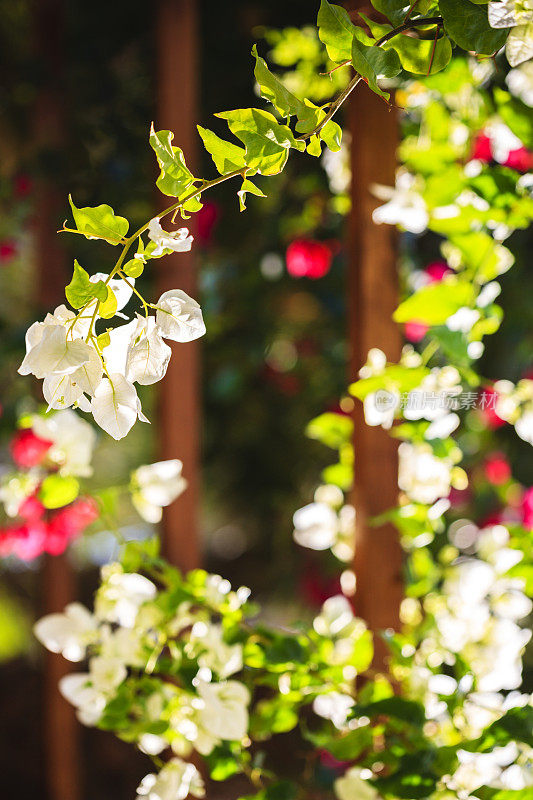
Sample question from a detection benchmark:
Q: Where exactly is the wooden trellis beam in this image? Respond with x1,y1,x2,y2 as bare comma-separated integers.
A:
347,59,404,666
156,0,201,572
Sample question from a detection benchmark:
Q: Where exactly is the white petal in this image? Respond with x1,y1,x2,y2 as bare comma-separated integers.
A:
506,22,533,66
91,374,139,440
155,290,206,343
126,316,172,385
488,0,518,28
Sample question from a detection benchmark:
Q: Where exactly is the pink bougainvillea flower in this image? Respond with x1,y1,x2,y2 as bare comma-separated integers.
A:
10,429,53,468
196,200,219,246
0,239,17,264
11,520,48,561
18,495,46,521
404,320,429,342
424,261,453,283
470,132,493,163
484,453,512,485
521,487,533,529
286,239,333,279
503,147,533,173
46,497,99,555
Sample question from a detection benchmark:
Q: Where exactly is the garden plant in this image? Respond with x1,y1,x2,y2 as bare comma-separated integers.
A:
6,1,533,798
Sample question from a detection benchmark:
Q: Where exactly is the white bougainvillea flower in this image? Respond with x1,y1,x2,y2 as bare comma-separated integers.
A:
136,758,205,800
101,318,138,375
313,595,355,637
293,502,338,551
32,409,97,477
43,345,102,411
34,602,98,662
131,459,187,523
91,373,147,439
488,1,533,65
148,217,194,256
335,768,379,800
126,315,172,385
398,442,453,504
450,743,519,794
60,655,127,726
18,325,92,380
313,692,354,729
364,389,400,428
446,307,480,333
372,172,429,234
95,564,157,628
188,622,243,679
155,289,206,342
194,680,250,753
506,61,533,105
59,673,108,726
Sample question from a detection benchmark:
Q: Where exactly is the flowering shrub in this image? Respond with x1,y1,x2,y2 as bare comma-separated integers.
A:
20,1,533,798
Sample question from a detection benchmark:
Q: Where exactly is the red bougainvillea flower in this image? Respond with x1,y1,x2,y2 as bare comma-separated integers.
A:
286,239,333,279
0,239,17,265
503,147,533,173
478,387,506,429
196,200,219,246
11,520,48,561
404,320,429,342
10,429,53,468
521,488,533,530
470,132,493,163
424,261,453,283
46,497,99,555
484,453,512,485
18,495,46,521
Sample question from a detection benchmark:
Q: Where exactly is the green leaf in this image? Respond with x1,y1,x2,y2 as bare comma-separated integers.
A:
439,0,507,55
252,44,304,117
39,474,80,510
306,412,354,449
197,126,247,174
65,260,108,309
351,38,401,100
317,0,357,63
120,536,160,573
237,178,266,212
349,365,430,399
240,782,297,800
216,108,304,175
320,119,342,152
69,197,129,244
122,257,145,279
96,331,111,350
149,124,196,197
393,279,475,325
99,286,118,319
446,232,514,281
494,88,533,150
363,16,452,75
356,696,426,725
371,0,434,26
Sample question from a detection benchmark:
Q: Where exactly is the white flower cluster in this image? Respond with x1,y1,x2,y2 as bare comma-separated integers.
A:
488,0,533,66
312,595,369,727
19,221,205,440
401,524,533,797
130,459,187,523
34,561,252,792
398,442,456,506
494,378,533,446
292,484,355,561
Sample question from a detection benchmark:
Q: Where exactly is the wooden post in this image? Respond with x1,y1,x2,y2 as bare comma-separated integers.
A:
347,68,403,666
33,1,81,797
156,0,201,572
